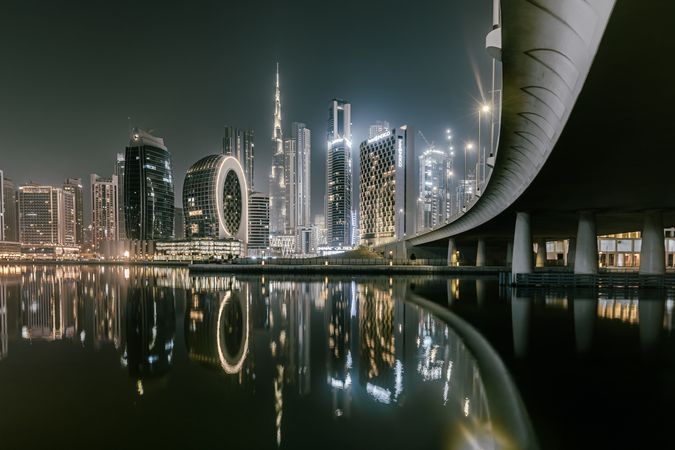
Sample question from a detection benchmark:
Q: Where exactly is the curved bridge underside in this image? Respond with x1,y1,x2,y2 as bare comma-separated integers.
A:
410,0,675,248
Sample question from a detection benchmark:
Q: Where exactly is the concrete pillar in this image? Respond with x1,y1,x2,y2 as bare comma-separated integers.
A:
512,212,533,276
574,211,598,275
506,241,513,267
447,238,457,266
640,211,665,275
476,239,487,267
566,238,576,269
535,238,546,268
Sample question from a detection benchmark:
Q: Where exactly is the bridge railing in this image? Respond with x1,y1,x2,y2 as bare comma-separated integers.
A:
203,258,451,267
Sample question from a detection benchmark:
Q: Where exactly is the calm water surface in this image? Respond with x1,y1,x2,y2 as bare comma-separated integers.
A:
1,265,674,449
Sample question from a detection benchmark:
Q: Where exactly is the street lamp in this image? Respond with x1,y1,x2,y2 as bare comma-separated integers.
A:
463,142,474,211
478,103,491,193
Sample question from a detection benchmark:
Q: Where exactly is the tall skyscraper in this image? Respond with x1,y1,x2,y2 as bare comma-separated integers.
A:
248,192,270,255
269,64,286,236
359,126,416,247
283,137,296,233
223,127,255,191
292,122,311,228
326,99,352,248
2,176,18,242
90,174,119,251
174,207,184,239
115,153,126,239
417,147,450,231
124,128,175,241
18,185,75,245
63,178,84,244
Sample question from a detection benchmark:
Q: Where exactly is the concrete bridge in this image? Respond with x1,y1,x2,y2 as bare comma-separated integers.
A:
385,0,675,278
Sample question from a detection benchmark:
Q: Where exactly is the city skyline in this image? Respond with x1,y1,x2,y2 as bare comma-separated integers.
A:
0,0,493,219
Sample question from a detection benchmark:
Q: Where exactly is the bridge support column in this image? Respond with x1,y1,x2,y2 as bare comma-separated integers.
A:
640,211,665,275
512,212,533,279
506,241,513,267
574,212,598,275
535,239,546,268
476,239,487,267
447,238,457,266
566,238,576,269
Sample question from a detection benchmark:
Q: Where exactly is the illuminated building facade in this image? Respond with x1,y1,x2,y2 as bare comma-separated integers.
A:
63,178,84,244
283,137,296,233
248,192,270,255
114,152,126,239
326,99,352,248
417,147,450,231
90,173,119,251
223,126,255,191
359,126,416,247
2,175,18,242
269,64,286,236
182,154,248,245
124,128,175,240
154,238,244,260
18,184,75,245
292,122,311,228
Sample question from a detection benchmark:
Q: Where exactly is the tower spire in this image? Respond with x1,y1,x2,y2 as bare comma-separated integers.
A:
273,62,283,150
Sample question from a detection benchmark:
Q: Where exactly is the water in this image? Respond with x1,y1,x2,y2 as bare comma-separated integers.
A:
1,266,673,449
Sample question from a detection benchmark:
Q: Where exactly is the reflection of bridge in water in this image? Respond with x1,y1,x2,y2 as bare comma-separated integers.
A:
0,266,537,449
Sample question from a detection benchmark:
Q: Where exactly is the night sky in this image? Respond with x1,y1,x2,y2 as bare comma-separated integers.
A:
0,0,493,219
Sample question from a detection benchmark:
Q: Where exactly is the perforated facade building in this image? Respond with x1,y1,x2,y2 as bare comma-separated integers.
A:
359,126,416,247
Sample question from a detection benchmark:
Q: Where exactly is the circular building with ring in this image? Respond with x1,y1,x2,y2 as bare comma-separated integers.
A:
182,154,248,244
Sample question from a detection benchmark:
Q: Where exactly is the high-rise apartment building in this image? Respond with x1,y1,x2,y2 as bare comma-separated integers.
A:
124,128,175,240
63,178,84,244
326,99,352,249
248,192,270,255
269,64,286,236
293,122,311,228
174,207,184,239
359,126,416,247
223,127,255,191
18,185,75,245
90,174,119,251
417,147,450,231
2,176,18,242
283,138,297,233
115,153,126,239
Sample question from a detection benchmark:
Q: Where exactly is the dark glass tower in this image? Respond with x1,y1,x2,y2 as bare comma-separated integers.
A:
326,99,352,248
124,128,175,240
63,178,84,244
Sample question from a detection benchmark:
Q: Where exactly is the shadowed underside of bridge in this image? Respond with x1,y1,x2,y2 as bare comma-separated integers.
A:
410,0,675,250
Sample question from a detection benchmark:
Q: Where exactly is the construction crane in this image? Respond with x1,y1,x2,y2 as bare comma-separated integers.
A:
418,129,434,149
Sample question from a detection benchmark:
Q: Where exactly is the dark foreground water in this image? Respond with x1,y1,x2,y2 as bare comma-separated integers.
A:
0,266,673,449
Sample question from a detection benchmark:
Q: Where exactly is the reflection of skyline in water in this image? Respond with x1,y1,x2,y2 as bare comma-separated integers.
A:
0,266,523,449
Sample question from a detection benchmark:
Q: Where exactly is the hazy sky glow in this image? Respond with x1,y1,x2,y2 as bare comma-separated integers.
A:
0,0,493,218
